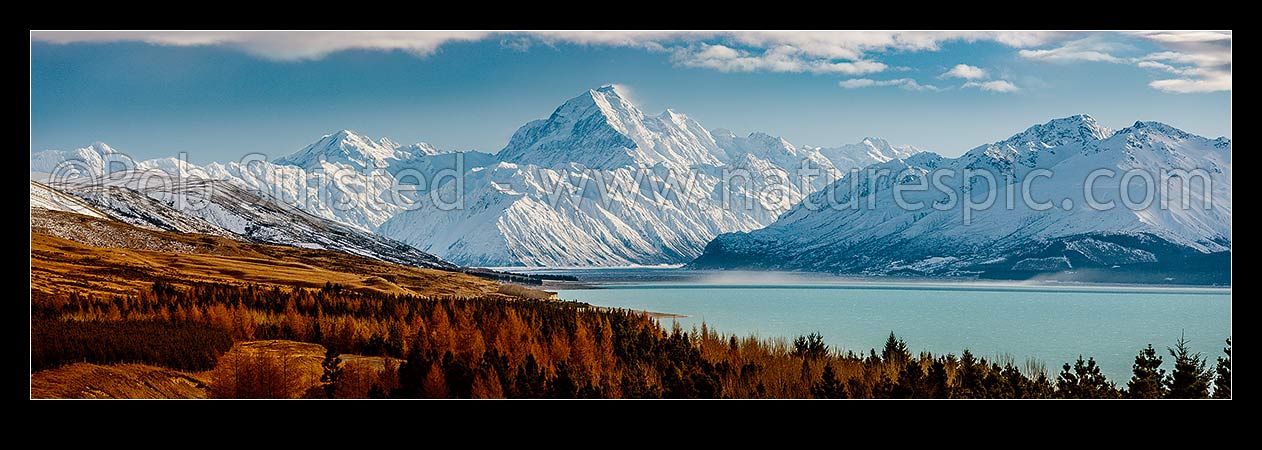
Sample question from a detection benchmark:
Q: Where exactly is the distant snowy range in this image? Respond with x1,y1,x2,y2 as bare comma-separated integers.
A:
30,85,1231,285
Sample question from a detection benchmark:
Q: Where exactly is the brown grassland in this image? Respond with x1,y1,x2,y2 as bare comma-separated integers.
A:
31,208,502,298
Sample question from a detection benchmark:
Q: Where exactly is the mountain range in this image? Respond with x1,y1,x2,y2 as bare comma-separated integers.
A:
691,115,1231,284
29,85,1231,283
32,85,919,267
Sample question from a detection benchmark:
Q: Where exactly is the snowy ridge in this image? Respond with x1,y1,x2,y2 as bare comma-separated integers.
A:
30,180,109,219
276,129,439,171
692,115,1231,283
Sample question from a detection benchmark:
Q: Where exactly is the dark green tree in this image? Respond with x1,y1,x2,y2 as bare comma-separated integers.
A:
882,332,911,367
442,350,475,398
513,354,547,398
311,321,324,345
1212,338,1231,399
892,360,924,398
926,359,950,398
392,345,434,398
1026,372,1056,399
792,332,828,359
955,350,986,398
319,347,343,399
1056,356,1119,399
1126,344,1166,399
984,363,1015,399
811,364,847,399
1166,334,1212,399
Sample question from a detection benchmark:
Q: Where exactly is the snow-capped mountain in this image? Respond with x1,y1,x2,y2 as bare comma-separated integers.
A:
378,161,772,266
276,130,438,171
497,85,726,169
30,86,924,267
811,137,922,171
377,87,921,266
30,142,129,180
691,115,1231,284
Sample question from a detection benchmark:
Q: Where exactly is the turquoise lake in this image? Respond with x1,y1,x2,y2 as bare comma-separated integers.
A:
548,273,1231,383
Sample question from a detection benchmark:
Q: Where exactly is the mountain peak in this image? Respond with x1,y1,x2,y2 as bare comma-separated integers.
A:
88,141,116,154
498,86,725,169
594,84,624,96
277,130,402,170
997,114,1113,149
861,137,890,147
1125,120,1189,137
1045,114,1110,138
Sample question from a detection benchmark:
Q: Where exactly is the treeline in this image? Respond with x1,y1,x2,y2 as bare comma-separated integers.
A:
31,320,233,372
32,279,1231,398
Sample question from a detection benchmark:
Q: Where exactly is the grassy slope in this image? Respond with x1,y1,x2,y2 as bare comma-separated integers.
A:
31,208,507,298
30,340,398,399
30,363,209,399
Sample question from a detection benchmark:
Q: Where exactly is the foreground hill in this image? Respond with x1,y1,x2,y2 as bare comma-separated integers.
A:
31,207,502,298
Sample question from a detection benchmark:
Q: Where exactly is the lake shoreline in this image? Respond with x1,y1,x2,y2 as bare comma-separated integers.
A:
543,268,1231,384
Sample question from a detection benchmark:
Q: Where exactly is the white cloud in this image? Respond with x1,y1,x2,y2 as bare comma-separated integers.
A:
941,64,988,80
1017,37,1127,63
35,30,1228,93
839,78,939,91
839,79,878,88
29,30,492,60
500,36,532,52
30,30,1063,77
1137,60,1181,73
962,80,1020,93
1017,31,1231,93
1134,32,1231,93
1129,30,1231,44
675,44,887,75
1148,75,1231,94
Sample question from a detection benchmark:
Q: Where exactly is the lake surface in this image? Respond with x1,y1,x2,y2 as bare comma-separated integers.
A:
542,270,1232,383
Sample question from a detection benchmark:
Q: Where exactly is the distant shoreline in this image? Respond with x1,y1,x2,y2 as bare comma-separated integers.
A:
518,267,1232,292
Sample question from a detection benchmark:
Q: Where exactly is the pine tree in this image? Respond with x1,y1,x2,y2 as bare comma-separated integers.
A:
319,347,343,399
882,332,910,367
1166,334,1212,399
811,364,847,399
792,332,828,359
1212,338,1231,399
393,346,433,398
1126,344,1166,399
1056,356,1118,399
956,350,986,398
892,360,923,398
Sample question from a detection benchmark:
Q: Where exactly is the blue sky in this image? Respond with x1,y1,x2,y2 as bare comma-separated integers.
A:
30,31,1231,163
